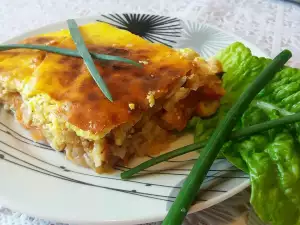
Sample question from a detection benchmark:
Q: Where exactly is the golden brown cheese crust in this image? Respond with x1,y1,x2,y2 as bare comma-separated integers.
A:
0,22,192,134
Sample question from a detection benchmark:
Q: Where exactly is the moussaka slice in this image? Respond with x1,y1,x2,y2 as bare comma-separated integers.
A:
0,22,224,172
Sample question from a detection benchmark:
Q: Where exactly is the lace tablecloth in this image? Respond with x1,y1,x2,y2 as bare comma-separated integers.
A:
0,0,299,224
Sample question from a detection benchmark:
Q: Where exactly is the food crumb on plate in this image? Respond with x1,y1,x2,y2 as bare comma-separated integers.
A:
128,103,135,110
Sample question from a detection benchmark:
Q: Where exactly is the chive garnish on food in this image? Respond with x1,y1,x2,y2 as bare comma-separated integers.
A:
0,44,141,67
121,111,300,179
161,49,292,225
67,19,113,102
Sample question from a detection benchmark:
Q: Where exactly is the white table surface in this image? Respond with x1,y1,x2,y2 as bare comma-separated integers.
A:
0,0,299,224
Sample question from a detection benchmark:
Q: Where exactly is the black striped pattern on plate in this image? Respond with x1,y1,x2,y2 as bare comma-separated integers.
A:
0,107,248,205
97,13,182,46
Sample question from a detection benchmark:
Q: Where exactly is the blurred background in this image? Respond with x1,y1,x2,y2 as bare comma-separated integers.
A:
0,0,299,68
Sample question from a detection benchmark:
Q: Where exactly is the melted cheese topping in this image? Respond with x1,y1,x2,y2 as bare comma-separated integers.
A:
0,22,192,137
0,23,225,171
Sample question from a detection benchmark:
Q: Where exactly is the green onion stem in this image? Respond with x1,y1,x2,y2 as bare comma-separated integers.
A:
0,44,141,67
121,142,206,179
121,111,300,179
161,50,292,225
67,19,113,101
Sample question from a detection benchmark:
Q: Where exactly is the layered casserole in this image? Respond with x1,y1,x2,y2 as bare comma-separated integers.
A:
0,22,224,172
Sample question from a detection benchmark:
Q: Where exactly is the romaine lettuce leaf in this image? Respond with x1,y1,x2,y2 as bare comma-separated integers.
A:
191,42,300,225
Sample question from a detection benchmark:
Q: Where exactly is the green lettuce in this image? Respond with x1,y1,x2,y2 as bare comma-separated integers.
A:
191,42,300,225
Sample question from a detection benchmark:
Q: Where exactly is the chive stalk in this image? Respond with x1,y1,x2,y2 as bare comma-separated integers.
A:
0,44,141,67
162,50,292,225
67,19,113,101
121,111,300,179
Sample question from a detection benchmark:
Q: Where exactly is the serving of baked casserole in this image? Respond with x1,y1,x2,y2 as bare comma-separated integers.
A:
0,22,224,173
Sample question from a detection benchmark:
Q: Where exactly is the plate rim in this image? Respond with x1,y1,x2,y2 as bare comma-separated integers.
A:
0,13,267,225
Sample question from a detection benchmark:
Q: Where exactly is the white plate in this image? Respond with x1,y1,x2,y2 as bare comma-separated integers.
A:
0,14,267,225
